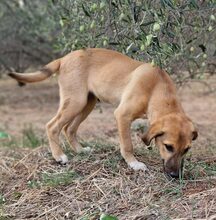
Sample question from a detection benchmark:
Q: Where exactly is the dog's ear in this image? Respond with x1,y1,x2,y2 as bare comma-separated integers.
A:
192,130,198,141
141,121,164,146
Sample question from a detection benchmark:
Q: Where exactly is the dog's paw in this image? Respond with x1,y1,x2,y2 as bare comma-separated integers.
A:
56,154,68,165
128,161,148,171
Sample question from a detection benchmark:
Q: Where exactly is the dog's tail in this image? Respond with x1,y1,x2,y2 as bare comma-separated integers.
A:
8,59,60,84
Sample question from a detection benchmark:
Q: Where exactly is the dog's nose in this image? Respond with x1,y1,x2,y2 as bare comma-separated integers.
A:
169,171,179,178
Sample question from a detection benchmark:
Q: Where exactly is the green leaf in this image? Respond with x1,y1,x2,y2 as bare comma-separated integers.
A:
100,213,118,220
0,131,9,138
82,4,91,17
146,34,153,46
171,43,180,52
167,30,175,38
189,0,199,9
140,20,155,27
59,19,64,27
0,194,5,204
160,0,176,9
153,23,160,31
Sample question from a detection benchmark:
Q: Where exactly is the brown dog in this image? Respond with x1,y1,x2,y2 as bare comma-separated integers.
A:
9,48,198,178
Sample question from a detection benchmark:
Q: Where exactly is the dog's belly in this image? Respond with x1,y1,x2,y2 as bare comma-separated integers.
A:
90,82,123,105
88,69,132,105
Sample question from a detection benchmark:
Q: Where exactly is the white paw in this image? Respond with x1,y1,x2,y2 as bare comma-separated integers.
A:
56,154,68,165
129,161,148,171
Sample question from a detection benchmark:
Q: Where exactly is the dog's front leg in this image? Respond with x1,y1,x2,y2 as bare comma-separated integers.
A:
114,108,148,171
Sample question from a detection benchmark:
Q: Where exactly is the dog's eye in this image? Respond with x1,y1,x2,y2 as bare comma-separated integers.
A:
183,147,190,154
164,144,174,152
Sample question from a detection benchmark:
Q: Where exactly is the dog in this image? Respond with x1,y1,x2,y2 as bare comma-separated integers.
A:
9,48,198,178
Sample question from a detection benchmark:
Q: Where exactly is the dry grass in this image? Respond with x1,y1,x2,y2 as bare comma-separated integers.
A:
0,139,216,220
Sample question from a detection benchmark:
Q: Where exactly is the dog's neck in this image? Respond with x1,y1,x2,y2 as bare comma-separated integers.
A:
147,72,185,124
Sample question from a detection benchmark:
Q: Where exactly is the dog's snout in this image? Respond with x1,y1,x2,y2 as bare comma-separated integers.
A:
169,171,179,178
163,157,182,179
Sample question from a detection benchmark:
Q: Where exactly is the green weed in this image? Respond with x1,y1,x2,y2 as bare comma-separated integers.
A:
0,138,17,148
79,211,100,220
0,195,5,205
22,125,44,148
27,180,40,189
0,215,10,220
103,154,121,171
27,171,79,188
80,140,116,152
184,159,216,179
13,192,22,200
41,170,79,187
0,206,10,220
161,184,184,198
0,125,45,149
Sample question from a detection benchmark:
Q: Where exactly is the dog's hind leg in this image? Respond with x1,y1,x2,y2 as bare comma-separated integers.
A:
63,93,97,153
46,96,88,164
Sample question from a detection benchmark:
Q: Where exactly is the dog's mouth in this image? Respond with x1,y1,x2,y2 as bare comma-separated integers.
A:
162,159,184,180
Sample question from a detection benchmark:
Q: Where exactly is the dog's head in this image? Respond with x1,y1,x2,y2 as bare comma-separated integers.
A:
141,114,198,178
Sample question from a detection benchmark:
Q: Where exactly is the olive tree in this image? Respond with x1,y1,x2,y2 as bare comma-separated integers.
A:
0,0,59,73
53,0,216,82
1,0,215,82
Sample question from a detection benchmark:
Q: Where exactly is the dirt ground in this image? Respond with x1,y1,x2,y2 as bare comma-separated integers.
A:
0,76,216,220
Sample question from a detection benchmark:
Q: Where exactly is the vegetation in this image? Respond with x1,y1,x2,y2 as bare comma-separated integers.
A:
0,137,216,219
0,0,58,72
55,0,216,80
0,0,215,81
